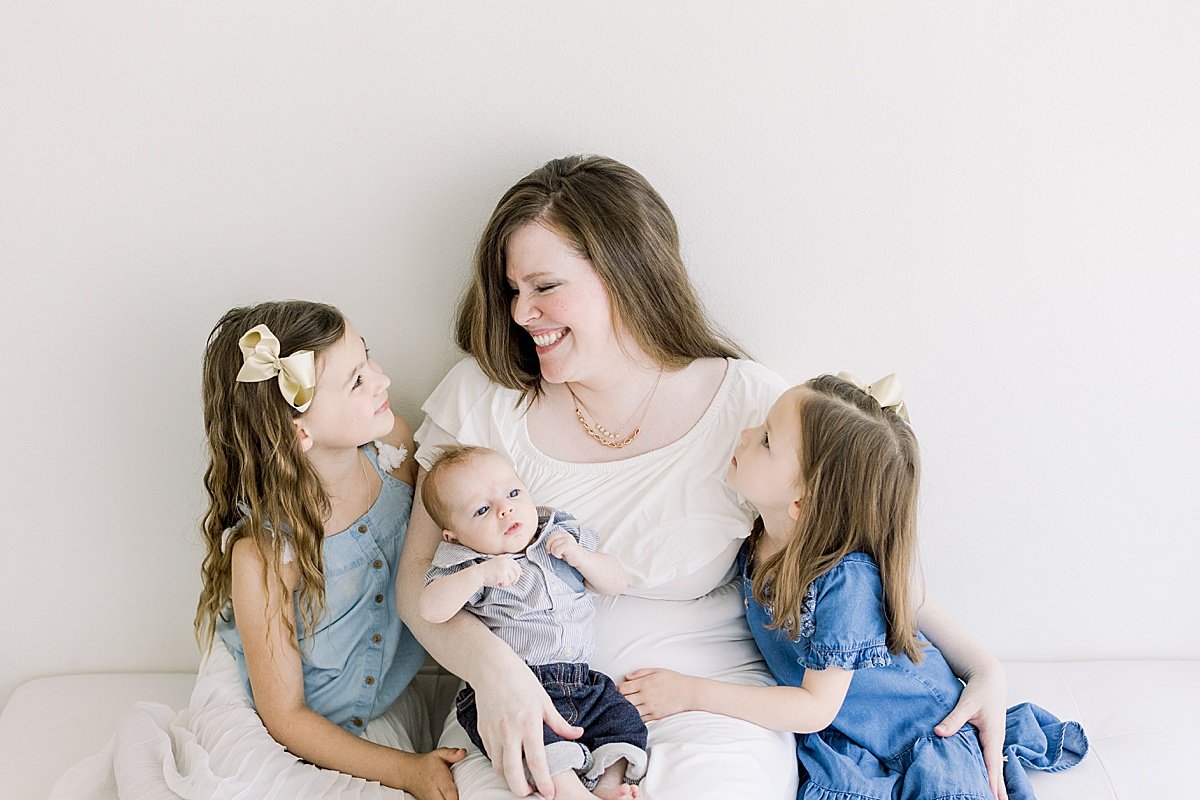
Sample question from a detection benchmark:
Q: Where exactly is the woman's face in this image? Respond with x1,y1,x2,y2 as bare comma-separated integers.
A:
505,221,631,385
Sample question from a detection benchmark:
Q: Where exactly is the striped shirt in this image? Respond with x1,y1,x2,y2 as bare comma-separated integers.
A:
425,506,599,665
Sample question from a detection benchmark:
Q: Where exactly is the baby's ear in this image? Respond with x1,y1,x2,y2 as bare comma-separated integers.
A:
293,419,314,453
441,530,458,544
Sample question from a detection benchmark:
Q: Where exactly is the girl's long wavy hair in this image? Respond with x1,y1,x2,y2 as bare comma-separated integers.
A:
457,155,744,403
751,374,925,662
194,300,345,653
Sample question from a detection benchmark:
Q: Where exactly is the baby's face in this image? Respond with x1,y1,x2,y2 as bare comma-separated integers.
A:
440,452,540,555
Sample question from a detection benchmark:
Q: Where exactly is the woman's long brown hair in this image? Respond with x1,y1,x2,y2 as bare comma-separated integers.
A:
194,300,345,653
751,374,924,662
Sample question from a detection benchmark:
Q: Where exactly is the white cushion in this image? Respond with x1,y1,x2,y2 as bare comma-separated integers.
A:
2,660,1195,800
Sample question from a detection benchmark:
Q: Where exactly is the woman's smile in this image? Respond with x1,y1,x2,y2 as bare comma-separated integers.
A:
529,327,569,352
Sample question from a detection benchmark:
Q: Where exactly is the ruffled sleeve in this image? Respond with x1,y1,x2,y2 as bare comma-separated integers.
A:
414,358,504,470
798,554,893,671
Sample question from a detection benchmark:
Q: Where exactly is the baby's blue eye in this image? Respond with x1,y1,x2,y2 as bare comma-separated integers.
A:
508,489,520,498
473,505,489,517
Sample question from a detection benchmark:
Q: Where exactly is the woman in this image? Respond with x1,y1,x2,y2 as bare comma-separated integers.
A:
397,156,1009,800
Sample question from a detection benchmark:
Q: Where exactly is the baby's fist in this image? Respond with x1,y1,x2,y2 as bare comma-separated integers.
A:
479,555,522,588
547,531,581,562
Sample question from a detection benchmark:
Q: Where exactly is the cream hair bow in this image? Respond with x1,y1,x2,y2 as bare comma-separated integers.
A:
836,371,910,423
236,324,317,412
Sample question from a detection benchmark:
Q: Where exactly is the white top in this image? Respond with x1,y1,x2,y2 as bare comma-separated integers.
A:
415,357,788,601
416,357,801,799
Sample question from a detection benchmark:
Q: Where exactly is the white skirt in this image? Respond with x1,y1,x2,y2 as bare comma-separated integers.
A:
49,643,431,800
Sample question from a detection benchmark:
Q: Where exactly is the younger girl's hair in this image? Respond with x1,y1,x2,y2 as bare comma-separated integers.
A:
194,300,346,651
751,374,924,662
456,155,744,402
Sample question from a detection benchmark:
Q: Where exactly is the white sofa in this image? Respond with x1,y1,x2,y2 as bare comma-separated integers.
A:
2,659,1196,799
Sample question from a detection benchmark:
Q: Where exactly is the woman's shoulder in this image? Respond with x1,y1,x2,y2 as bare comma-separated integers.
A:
725,358,789,403
696,358,788,429
423,357,516,415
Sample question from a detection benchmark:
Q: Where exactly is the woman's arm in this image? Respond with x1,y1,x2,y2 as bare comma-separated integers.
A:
619,666,852,733
397,469,582,799
230,539,463,799
918,598,1009,800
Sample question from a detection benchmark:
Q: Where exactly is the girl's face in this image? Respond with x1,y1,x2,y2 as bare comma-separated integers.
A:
727,387,807,518
505,221,635,385
295,321,394,453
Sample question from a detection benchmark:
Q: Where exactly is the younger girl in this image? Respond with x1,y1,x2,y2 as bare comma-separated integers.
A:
194,300,465,799
620,373,1088,800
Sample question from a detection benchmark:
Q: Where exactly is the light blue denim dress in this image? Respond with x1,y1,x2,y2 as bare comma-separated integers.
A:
739,548,1088,800
217,445,425,734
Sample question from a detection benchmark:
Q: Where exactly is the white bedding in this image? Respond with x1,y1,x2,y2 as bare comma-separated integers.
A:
4,659,1200,799
47,643,431,800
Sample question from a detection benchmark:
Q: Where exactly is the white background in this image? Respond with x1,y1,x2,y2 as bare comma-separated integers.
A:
2,2,1197,710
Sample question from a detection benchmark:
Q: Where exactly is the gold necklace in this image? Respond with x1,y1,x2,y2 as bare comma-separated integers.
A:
566,369,663,449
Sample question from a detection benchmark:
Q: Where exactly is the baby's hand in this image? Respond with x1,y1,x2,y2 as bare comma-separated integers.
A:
619,668,697,722
546,531,583,564
476,555,522,589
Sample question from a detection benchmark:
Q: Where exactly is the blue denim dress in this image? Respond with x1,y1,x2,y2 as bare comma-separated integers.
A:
739,548,1088,800
217,445,425,734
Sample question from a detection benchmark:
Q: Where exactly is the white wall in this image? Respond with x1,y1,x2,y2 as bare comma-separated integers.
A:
2,2,1197,710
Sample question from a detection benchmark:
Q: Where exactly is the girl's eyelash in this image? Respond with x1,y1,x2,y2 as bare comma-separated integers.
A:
535,284,558,293
761,431,770,448
352,375,363,389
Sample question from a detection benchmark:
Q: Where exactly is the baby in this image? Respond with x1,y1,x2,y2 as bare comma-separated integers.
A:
419,445,647,800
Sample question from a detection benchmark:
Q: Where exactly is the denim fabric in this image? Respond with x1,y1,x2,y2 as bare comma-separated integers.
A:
1002,702,1089,800
738,546,1088,800
456,662,647,761
216,445,425,734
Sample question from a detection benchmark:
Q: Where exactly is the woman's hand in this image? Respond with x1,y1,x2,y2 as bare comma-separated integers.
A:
934,665,1009,800
619,668,696,722
473,663,583,798
393,747,467,800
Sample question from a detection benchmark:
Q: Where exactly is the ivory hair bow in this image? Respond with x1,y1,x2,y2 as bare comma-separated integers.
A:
235,324,317,412
836,371,910,422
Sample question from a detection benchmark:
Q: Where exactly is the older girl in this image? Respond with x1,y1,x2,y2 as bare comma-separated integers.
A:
196,300,465,798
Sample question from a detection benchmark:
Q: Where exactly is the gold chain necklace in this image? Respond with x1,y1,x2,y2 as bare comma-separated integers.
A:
566,369,664,449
